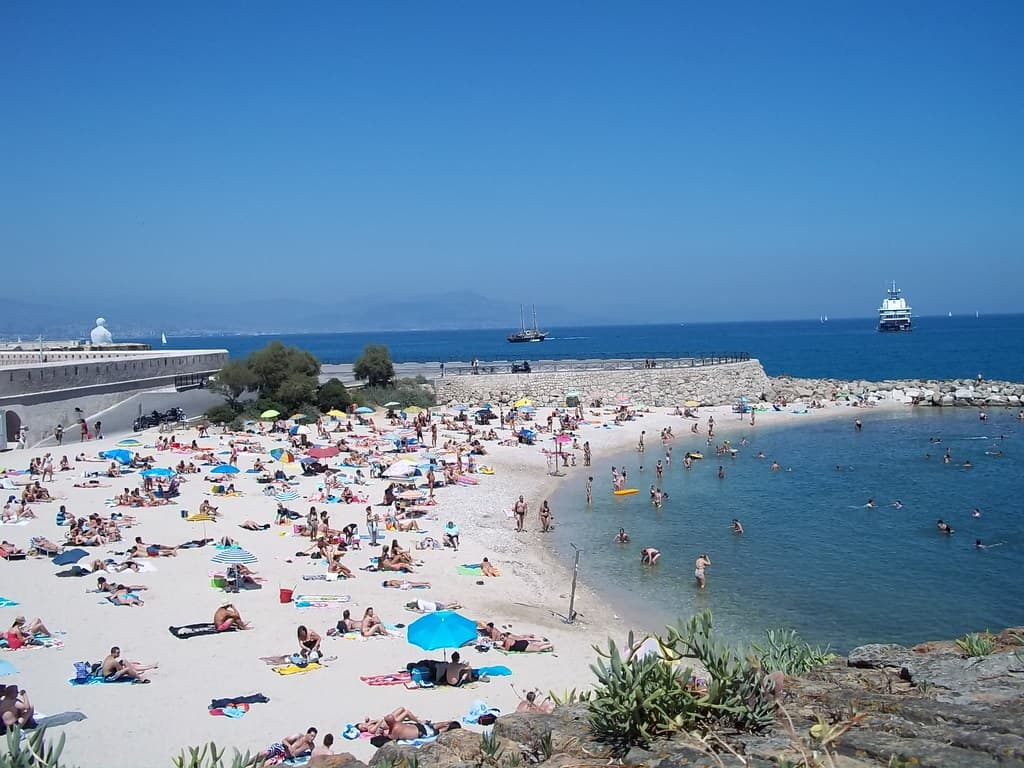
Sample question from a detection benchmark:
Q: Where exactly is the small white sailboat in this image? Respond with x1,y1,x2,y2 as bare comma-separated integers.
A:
948,311,953,318
161,332,168,345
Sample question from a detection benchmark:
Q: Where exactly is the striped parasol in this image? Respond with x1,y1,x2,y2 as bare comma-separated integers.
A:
270,448,295,463
210,548,258,565
275,490,300,502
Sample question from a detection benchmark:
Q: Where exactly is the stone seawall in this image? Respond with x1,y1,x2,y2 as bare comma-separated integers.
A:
434,360,773,408
771,375,1024,408
433,361,1023,410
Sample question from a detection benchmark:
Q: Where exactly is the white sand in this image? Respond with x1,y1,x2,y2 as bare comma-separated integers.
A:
1,398,887,764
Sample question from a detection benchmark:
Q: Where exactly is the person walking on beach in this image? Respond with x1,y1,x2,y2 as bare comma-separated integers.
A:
638,431,645,452
694,553,712,589
583,441,591,467
54,424,63,446
513,495,528,532
366,506,379,546
539,500,552,532
585,477,592,505
94,421,103,440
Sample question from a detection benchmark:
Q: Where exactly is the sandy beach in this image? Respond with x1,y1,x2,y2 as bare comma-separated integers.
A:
0,397,887,764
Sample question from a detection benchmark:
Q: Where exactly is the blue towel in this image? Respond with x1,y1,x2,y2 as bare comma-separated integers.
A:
476,665,512,677
68,675,135,686
0,598,20,607
0,660,18,676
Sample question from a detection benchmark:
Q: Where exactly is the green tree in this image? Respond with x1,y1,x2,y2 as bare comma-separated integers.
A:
353,344,395,387
247,341,320,399
276,373,318,412
209,360,257,410
317,378,352,412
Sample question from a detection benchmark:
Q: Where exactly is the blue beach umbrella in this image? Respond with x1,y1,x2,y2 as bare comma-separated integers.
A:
210,464,239,474
407,610,477,652
115,439,142,448
355,406,374,414
141,467,175,478
517,405,534,413
100,449,132,465
275,490,300,502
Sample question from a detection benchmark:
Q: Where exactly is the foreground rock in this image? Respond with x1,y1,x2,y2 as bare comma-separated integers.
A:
360,628,1024,768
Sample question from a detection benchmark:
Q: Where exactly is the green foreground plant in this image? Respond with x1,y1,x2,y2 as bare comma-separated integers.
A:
2,727,70,768
956,630,996,657
172,742,265,768
753,628,836,675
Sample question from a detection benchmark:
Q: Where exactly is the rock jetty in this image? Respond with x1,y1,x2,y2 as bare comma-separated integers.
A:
313,628,1024,768
771,375,1024,409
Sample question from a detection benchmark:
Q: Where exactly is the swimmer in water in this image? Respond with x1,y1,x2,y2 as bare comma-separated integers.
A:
718,465,725,479
963,460,973,468
731,519,744,534
972,508,981,518
756,451,765,459
936,519,954,535
866,499,876,508
770,461,780,471
614,528,630,544
892,500,903,509
975,539,986,549
640,547,660,565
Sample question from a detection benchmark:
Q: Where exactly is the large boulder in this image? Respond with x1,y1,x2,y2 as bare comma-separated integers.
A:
311,755,369,768
847,643,915,671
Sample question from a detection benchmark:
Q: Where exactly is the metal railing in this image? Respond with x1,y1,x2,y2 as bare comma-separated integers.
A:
446,354,750,376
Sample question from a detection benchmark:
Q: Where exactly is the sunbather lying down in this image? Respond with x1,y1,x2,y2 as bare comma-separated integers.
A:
406,599,461,613
0,541,25,558
383,579,431,589
356,707,460,741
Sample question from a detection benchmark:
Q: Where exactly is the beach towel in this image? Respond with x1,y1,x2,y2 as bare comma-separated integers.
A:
52,549,89,566
360,672,412,687
271,662,322,676
455,565,481,576
475,665,512,677
0,519,31,527
209,693,270,708
209,704,249,718
169,623,235,639
0,659,17,676
68,674,136,686
34,711,87,728
0,597,19,607
293,594,351,608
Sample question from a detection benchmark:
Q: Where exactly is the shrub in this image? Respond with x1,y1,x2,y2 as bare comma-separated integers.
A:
956,631,996,657
359,382,436,409
353,344,395,387
317,378,352,412
172,742,265,768
204,403,239,426
752,628,835,675
2,726,72,768
588,612,778,748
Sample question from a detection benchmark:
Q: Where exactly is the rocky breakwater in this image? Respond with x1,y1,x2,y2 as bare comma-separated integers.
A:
313,627,1024,768
435,360,772,408
770,375,1024,409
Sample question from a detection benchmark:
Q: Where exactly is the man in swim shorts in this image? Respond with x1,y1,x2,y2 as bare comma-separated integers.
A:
640,547,660,565
214,603,249,631
694,553,712,589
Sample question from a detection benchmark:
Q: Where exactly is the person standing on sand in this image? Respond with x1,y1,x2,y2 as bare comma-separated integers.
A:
431,423,437,447
585,477,592,505
583,441,591,467
539,500,552,532
513,495,527,532
694,553,712,589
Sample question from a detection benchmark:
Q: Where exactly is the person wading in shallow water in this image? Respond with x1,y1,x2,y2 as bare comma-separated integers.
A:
694,553,712,589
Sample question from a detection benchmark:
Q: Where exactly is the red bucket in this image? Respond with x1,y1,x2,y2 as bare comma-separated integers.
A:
279,588,294,604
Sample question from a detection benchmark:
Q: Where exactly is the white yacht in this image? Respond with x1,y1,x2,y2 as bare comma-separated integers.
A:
878,282,912,332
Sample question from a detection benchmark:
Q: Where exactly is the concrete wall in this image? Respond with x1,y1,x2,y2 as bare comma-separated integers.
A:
435,359,772,407
0,350,228,397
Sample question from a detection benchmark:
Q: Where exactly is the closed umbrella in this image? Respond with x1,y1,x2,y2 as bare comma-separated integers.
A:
260,409,281,419
210,465,239,474
211,549,258,565
407,610,477,652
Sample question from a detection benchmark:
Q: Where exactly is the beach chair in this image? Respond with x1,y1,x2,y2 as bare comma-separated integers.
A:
29,537,61,557
1,547,27,561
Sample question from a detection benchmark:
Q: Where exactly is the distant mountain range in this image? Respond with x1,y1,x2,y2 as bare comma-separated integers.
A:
0,292,619,337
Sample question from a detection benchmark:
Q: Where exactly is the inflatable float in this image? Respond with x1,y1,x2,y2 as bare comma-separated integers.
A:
685,452,704,460
479,467,495,475
614,488,639,496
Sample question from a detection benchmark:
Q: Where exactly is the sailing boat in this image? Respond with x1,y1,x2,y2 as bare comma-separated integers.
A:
161,332,167,345
507,305,548,343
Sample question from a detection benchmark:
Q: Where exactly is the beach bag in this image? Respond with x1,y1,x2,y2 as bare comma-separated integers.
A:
74,661,92,682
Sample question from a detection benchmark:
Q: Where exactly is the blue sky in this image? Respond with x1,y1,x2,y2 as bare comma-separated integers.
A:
2,1,1021,324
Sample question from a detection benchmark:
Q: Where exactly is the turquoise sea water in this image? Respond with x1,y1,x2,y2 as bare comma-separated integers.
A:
550,407,1023,651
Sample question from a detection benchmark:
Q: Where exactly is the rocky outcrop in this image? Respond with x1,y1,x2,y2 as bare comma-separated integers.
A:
770,376,1024,409
357,628,1024,768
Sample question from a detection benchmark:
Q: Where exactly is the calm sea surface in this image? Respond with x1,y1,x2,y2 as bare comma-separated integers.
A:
550,407,1023,651
133,313,1024,381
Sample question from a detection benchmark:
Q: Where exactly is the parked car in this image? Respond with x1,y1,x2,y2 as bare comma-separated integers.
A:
511,361,532,374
